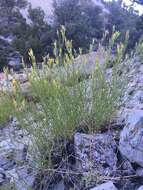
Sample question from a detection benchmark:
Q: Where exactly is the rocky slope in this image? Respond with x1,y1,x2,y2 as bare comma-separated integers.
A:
0,54,143,190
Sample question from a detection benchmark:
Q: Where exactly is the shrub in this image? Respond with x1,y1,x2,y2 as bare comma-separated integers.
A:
0,27,128,189
10,27,127,166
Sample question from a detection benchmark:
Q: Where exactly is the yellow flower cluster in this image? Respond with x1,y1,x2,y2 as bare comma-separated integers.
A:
12,98,17,108
12,78,18,92
52,79,61,89
12,79,17,87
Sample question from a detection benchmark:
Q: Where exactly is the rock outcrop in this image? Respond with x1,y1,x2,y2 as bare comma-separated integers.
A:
119,110,143,166
74,133,117,176
0,54,143,189
138,186,143,190
119,55,143,168
0,119,35,189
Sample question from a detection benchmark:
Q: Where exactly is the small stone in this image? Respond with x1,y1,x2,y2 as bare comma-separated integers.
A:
122,160,135,175
136,168,143,177
54,180,65,190
90,181,118,190
137,186,143,190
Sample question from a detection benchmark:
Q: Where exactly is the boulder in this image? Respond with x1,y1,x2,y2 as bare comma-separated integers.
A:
0,123,34,189
119,110,143,167
90,181,118,190
74,133,117,176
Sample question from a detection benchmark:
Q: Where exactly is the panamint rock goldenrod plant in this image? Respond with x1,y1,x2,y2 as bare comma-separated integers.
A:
0,27,128,175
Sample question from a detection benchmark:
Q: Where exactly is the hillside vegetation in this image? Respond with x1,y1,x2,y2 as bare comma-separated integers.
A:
0,0,143,190
0,27,141,189
0,0,143,70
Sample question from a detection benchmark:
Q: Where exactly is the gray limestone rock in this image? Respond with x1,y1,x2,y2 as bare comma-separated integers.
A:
74,133,117,175
137,186,143,190
90,181,118,190
119,110,143,167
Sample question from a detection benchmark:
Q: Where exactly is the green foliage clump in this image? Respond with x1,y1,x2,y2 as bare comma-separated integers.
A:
0,91,13,126
5,27,127,169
